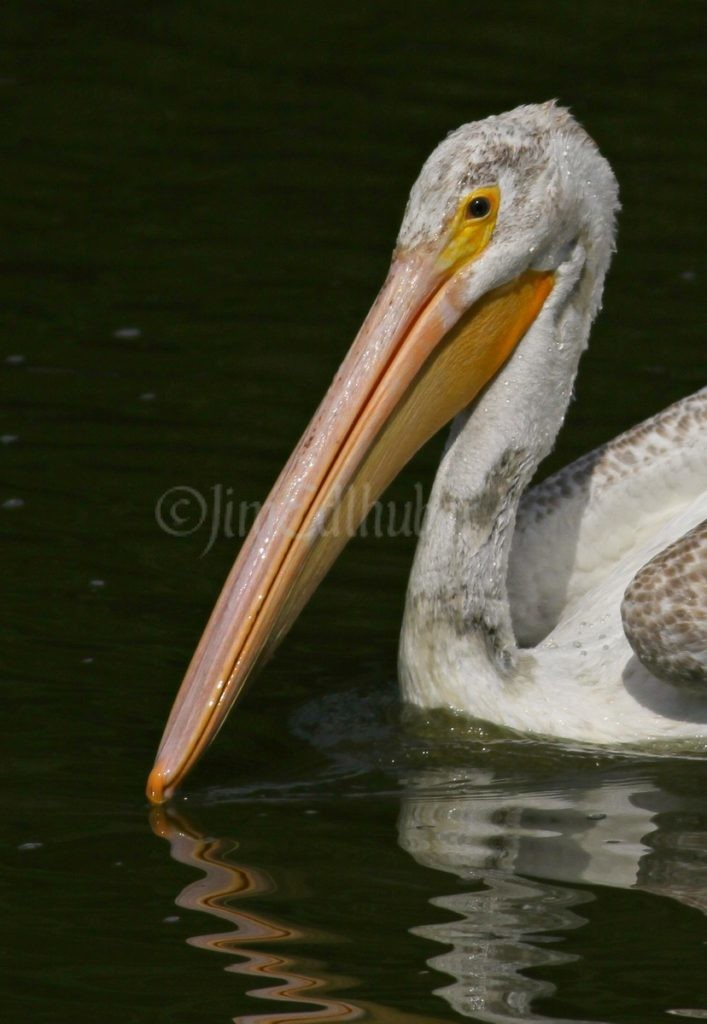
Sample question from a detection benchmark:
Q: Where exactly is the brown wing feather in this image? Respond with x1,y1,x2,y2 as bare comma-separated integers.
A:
621,519,707,692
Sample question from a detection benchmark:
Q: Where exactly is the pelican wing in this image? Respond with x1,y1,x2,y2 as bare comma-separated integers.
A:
622,518,707,690
508,388,707,648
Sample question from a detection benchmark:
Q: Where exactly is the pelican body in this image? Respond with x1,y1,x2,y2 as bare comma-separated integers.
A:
148,103,706,803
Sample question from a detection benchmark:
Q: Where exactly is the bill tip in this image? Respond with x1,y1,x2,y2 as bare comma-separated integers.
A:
146,763,172,805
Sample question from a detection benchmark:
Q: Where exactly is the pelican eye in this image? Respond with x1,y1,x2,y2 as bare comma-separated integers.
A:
438,185,500,270
466,196,491,219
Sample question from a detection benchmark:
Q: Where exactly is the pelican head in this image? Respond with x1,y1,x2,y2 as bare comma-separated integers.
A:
398,100,617,300
147,102,620,803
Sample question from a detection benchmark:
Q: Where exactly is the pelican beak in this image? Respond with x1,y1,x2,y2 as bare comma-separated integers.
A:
147,243,553,803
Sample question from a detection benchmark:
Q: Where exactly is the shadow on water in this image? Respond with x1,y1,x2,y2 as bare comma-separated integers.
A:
148,693,707,1023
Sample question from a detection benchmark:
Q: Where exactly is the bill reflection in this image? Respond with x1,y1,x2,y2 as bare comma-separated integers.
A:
150,806,450,1024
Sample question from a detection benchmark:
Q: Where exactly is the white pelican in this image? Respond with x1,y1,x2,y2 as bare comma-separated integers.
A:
147,102,706,804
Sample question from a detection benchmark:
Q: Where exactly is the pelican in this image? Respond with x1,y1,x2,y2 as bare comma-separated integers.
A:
147,102,706,804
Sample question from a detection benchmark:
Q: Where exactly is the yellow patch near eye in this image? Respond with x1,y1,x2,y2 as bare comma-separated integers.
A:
438,185,500,271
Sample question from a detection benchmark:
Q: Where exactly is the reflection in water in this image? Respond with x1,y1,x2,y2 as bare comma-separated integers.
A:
150,808,450,1024
150,762,707,1023
398,766,707,1022
412,873,590,1024
150,807,363,1024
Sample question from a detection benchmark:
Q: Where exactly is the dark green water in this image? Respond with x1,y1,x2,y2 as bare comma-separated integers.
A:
3,3,705,1022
